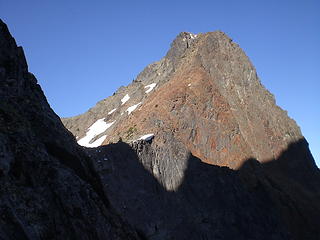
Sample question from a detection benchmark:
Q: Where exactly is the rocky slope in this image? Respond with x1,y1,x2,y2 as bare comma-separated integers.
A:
62,31,308,169
0,19,140,239
63,31,320,239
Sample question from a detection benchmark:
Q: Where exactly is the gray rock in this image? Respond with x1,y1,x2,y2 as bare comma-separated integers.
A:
63,29,320,240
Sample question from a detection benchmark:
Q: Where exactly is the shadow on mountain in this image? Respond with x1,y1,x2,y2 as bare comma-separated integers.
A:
88,138,320,240
238,138,320,240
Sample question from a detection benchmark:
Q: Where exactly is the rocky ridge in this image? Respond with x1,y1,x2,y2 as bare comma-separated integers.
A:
63,31,304,169
63,30,320,239
62,32,200,146
0,19,140,239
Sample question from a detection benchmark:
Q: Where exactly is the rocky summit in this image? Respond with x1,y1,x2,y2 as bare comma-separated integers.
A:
0,19,319,240
63,31,310,169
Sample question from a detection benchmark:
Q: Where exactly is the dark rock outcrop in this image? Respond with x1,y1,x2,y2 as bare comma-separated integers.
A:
0,19,140,239
86,137,320,240
89,140,289,240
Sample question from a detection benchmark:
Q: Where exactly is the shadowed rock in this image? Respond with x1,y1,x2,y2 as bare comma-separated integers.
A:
0,19,140,240
89,138,320,240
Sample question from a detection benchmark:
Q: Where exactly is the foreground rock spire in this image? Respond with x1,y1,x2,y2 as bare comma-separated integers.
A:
1,19,319,239
0,19,140,239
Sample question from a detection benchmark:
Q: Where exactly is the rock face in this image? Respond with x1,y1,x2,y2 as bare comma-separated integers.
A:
0,19,140,239
62,31,308,169
88,139,319,240
63,31,320,239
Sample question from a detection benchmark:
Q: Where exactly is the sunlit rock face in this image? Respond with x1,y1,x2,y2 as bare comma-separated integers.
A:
63,30,320,239
63,30,314,172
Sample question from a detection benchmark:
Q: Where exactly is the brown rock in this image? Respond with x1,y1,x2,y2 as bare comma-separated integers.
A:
62,31,320,239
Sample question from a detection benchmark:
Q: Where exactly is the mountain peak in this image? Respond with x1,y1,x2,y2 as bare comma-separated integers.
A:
62,28,320,238
63,29,312,171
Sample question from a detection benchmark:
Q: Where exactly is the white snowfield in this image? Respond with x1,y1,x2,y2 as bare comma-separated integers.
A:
89,135,107,148
121,94,130,105
126,102,142,115
108,108,117,115
144,83,157,93
77,118,115,147
138,133,154,141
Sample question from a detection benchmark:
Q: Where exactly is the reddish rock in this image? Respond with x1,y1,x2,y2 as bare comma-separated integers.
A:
63,31,320,239
65,31,307,170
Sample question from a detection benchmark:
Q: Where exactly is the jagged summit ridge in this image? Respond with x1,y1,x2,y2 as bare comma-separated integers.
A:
62,30,303,169
61,30,219,140
61,31,204,143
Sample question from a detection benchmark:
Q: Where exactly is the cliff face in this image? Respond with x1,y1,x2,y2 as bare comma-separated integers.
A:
88,139,320,240
63,31,320,239
0,20,140,239
63,31,319,188
62,31,311,169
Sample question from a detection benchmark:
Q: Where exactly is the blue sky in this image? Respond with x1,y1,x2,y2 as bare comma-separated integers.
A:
1,0,319,166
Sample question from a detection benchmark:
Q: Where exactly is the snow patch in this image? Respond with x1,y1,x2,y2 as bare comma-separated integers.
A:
108,108,117,115
77,119,115,147
190,33,197,39
144,83,157,94
188,83,191,87
138,134,154,141
126,102,141,115
121,94,130,105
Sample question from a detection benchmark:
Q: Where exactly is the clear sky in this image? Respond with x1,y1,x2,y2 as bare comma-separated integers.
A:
1,0,319,166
